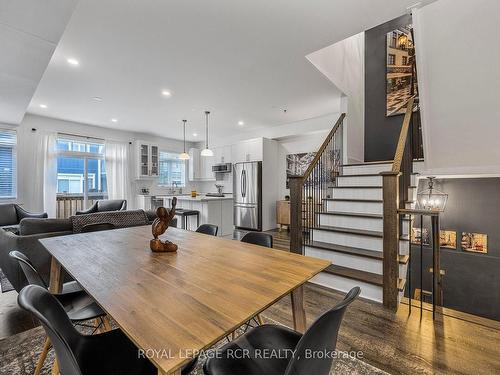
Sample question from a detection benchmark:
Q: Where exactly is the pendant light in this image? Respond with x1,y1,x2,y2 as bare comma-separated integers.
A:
200,110,214,157
179,119,190,160
416,177,448,212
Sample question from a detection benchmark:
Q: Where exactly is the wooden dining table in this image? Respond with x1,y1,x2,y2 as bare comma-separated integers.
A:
40,225,330,374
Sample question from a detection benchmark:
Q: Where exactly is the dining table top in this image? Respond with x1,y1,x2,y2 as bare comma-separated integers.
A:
40,225,330,374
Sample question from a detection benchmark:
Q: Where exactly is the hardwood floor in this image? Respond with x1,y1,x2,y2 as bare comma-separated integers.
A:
1,227,499,374
262,283,500,375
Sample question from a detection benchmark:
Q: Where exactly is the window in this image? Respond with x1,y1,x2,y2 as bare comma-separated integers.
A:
0,129,17,199
388,54,396,66
402,56,408,66
57,136,107,203
159,152,186,187
390,32,397,48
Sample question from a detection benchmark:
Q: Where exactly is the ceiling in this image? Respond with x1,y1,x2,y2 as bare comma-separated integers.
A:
0,0,78,124
25,0,435,141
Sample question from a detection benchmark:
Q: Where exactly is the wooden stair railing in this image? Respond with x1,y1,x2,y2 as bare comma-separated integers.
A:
289,113,346,256
381,96,422,310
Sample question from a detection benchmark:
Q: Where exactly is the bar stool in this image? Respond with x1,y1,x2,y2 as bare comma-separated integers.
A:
175,209,200,230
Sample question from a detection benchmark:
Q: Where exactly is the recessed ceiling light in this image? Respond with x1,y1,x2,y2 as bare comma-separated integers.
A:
67,58,79,66
39,104,47,109
92,97,103,102
192,133,198,137
238,121,244,126
111,118,118,123
161,90,172,97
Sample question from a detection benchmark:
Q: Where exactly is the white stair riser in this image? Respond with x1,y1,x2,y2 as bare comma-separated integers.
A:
337,174,418,187
337,175,382,187
310,272,382,303
343,164,392,175
343,161,423,176
319,214,382,231
332,187,382,200
318,214,409,234
327,200,382,215
305,246,407,275
311,229,409,252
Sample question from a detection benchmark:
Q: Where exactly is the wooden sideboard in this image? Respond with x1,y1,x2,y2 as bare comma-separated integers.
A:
276,200,290,231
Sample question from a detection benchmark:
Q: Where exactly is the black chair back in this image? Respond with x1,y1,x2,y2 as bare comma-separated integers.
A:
284,287,360,375
9,251,47,288
241,232,273,248
81,222,116,233
196,224,219,236
18,285,84,375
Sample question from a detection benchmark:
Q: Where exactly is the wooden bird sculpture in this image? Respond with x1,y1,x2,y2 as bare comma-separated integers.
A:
150,197,178,252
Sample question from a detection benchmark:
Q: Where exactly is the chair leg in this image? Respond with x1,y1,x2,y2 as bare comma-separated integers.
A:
102,316,112,331
51,359,59,375
34,337,51,375
256,314,264,325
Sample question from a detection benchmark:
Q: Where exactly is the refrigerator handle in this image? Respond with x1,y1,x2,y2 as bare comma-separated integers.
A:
240,170,244,198
242,169,246,198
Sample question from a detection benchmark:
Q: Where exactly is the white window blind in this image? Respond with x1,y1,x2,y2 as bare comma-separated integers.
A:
0,129,17,199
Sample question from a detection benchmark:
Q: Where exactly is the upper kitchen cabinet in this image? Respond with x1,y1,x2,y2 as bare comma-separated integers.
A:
188,148,215,181
135,141,159,179
213,145,232,164
231,138,263,163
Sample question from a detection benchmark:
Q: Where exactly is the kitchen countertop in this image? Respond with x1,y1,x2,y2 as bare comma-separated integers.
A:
156,194,233,202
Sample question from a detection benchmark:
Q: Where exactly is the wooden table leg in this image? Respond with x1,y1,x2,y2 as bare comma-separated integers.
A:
291,285,306,333
49,257,63,294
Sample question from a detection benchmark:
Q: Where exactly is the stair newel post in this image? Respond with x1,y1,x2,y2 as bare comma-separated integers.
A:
381,171,401,311
289,175,304,255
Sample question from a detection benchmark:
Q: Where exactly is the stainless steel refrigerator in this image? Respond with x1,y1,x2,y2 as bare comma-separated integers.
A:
233,161,262,230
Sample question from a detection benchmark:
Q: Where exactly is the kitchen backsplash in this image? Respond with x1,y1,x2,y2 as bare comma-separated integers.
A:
134,171,233,196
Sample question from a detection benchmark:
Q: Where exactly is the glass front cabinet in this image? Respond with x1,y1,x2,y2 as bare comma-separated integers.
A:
135,141,160,179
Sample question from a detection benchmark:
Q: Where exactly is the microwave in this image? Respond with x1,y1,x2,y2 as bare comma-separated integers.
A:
212,163,232,173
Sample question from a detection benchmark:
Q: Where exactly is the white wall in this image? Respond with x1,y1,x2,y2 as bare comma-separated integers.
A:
413,0,500,175
276,131,329,199
306,32,365,164
4,114,196,211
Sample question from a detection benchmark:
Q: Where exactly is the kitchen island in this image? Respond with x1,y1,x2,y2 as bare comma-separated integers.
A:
160,194,233,236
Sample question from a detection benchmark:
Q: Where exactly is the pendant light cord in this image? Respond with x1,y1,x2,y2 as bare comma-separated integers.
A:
205,111,210,149
182,119,187,153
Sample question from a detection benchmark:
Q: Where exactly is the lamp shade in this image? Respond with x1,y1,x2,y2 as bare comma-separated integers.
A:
416,177,448,212
179,152,190,160
200,148,214,157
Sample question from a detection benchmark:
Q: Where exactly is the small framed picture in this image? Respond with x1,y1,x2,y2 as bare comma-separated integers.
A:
461,232,488,254
440,230,456,249
411,227,430,246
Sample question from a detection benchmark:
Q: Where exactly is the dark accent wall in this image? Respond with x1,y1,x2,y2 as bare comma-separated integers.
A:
407,178,500,321
364,14,412,162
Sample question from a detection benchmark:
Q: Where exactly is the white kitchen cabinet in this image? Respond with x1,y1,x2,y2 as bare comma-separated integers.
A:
213,146,232,164
188,148,215,181
231,138,263,163
136,195,152,210
135,141,159,179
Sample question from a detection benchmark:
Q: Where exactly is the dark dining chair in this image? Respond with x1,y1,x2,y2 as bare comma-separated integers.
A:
10,251,108,375
195,224,219,236
18,285,198,375
204,287,361,375
241,232,273,248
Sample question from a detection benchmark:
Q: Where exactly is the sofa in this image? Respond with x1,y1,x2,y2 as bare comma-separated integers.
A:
0,204,47,227
76,199,127,215
0,209,151,293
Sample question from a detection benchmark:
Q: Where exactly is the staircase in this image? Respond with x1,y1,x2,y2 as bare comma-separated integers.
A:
304,161,418,303
289,99,422,310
